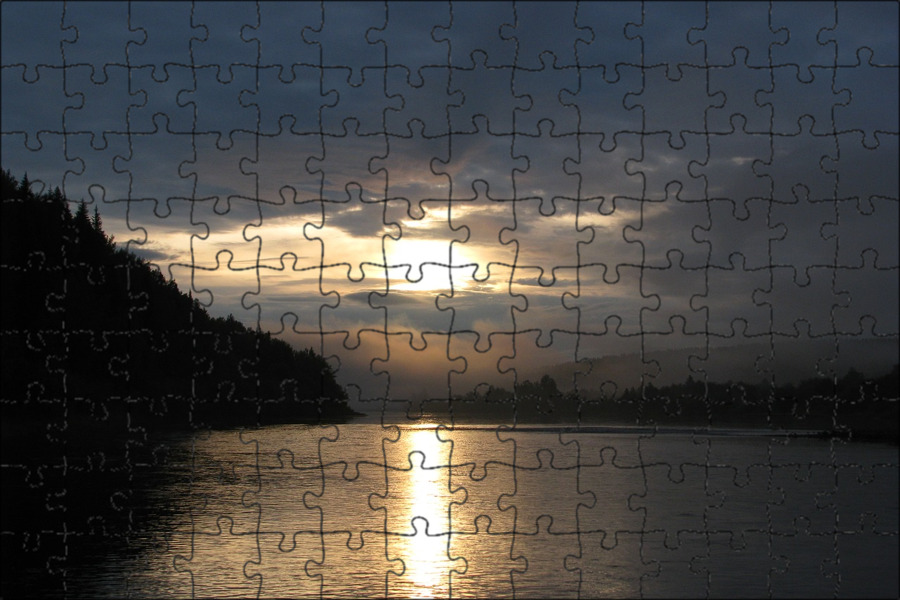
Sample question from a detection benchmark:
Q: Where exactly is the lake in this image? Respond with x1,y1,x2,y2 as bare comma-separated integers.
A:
9,414,899,599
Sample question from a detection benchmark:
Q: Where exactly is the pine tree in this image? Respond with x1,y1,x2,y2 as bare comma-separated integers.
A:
92,206,102,231
18,172,30,198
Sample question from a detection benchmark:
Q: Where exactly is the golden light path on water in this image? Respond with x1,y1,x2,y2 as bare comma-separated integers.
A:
393,426,454,598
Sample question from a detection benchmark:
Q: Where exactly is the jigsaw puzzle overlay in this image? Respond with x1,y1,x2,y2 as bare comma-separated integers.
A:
1,1,898,598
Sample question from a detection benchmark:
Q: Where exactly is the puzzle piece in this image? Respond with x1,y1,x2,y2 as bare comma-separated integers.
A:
173,516,262,599
510,515,581,598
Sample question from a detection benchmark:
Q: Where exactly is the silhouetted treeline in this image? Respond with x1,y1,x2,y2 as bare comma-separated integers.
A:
1,168,356,427
453,368,898,439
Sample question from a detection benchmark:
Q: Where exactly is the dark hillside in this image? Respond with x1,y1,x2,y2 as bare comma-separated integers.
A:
0,168,356,428
1,168,363,599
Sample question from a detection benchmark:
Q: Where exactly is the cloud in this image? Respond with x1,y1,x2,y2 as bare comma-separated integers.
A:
2,1,897,400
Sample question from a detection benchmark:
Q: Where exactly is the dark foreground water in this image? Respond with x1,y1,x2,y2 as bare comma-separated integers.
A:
4,418,898,598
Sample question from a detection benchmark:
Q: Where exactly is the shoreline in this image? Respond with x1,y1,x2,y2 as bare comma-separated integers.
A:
369,420,899,443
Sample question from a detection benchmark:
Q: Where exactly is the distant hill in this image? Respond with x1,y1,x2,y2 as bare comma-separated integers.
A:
0,168,356,428
439,363,898,438
529,338,899,399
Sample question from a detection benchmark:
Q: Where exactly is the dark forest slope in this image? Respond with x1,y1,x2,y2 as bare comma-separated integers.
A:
0,168,356,427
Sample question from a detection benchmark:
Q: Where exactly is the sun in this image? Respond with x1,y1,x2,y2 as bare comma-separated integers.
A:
386,238,478,292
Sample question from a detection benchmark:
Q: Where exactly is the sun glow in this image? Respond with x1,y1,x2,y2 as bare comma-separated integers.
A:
386,239,479,292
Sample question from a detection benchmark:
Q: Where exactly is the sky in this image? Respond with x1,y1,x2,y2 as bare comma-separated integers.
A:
2,1,898,402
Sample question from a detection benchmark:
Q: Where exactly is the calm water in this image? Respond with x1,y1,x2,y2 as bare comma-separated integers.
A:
62,419,897,598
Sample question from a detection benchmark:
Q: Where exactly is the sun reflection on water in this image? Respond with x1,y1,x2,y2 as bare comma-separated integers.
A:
79,425,899,599
392,427,454,598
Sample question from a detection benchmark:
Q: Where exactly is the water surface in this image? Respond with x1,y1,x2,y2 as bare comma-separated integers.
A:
60,420,900,598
